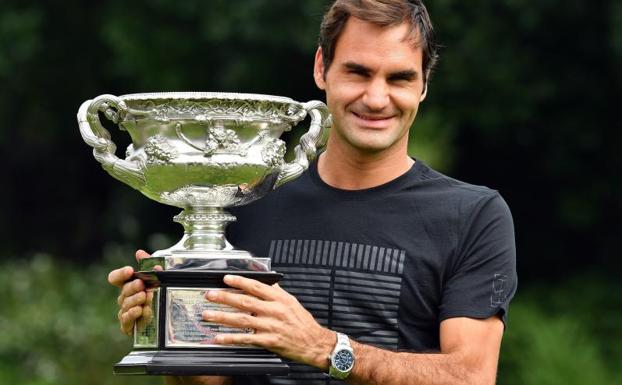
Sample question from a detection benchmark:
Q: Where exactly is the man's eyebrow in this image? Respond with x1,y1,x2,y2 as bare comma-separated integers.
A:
343,62,372,74
388,69,419,81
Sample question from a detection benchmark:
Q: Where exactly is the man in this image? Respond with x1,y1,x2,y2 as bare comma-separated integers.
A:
109,1,517,384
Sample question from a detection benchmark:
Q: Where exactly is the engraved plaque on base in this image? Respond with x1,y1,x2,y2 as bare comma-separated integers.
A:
166,288,253,347
77,92,331,376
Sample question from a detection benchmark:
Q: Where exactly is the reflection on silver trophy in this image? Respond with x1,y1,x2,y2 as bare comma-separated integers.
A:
77,92,331,375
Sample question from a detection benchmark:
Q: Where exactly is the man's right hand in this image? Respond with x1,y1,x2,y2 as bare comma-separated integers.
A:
107,249,153,336
108,251,232,385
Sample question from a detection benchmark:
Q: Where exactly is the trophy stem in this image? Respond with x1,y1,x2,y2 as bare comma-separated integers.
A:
173,207,236,251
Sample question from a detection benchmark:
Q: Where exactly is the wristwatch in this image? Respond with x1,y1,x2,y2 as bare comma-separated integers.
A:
328,332,355,379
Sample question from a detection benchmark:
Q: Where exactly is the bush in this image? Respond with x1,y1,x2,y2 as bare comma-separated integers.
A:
499,277,622,385
0,248,152,385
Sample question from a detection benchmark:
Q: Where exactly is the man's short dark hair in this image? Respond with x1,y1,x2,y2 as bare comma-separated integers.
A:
319,0,439,84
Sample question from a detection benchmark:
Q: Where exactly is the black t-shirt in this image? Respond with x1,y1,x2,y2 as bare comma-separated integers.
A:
228,160,517,385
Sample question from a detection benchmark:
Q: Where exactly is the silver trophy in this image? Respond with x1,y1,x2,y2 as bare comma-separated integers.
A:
77,92,330,376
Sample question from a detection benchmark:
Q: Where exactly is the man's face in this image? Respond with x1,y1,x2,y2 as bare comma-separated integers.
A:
314,17,427,155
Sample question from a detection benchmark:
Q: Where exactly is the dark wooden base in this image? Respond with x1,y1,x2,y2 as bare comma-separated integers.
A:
114,349,289,376
133,270,284,288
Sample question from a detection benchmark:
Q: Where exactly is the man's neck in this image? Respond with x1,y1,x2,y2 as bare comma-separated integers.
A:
317,144,415,191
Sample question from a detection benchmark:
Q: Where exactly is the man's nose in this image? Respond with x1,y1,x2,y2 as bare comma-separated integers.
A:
362,78,389,111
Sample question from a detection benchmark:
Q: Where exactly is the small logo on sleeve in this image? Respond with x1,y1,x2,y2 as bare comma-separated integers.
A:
491,274,508,307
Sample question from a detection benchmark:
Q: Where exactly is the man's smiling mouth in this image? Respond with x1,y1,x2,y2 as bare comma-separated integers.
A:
351,111,396,128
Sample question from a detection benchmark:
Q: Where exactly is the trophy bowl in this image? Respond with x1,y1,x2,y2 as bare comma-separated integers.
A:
77,92,331,375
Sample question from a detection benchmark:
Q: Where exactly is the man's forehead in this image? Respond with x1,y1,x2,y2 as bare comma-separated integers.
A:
334,17,424,55
330,18,423,70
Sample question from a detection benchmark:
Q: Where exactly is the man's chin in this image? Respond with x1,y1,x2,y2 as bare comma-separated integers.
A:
346,137,400,154
332,126,407,155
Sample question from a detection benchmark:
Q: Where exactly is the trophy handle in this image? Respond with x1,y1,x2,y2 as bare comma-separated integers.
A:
77,94,146,190
274,100,331,188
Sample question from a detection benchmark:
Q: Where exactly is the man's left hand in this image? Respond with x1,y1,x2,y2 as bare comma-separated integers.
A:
202,274,334,370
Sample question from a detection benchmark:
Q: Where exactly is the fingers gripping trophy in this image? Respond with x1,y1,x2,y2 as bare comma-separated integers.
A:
77,92,331,376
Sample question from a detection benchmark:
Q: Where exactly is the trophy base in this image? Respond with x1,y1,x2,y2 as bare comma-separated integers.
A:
117,270,288,376
114,349,289,376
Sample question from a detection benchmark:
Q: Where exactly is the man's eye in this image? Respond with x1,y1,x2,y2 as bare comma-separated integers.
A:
348,70,369,77
389,76,413,83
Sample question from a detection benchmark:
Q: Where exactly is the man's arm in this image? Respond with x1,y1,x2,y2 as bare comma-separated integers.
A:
204,275,504,385
347,317,503,385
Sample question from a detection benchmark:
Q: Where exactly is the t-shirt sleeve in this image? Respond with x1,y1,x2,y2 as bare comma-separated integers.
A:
438,191,517,326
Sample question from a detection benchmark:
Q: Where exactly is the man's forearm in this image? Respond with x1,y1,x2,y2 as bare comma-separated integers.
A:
346,340,496,385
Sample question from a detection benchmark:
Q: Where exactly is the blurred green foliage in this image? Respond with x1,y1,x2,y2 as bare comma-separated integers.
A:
499,277,622,385
0,251,152,385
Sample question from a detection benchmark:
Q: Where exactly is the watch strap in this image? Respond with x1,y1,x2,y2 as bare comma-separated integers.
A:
328,332,354,379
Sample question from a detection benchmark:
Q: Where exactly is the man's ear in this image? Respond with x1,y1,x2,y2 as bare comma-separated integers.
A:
419,71,432,102
420,81,428,101
314,47,327,90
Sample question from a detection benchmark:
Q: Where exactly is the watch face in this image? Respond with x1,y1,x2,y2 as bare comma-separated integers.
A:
334,349,354,372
